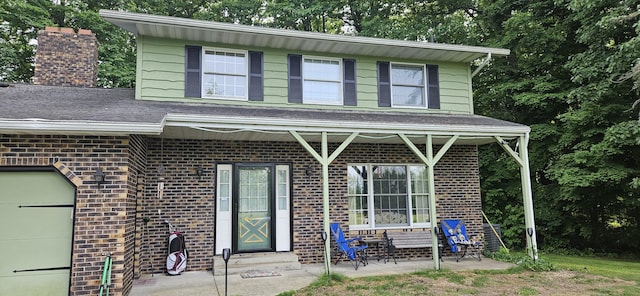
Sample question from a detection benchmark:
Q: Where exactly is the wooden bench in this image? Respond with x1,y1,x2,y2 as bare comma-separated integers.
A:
384,230,442,264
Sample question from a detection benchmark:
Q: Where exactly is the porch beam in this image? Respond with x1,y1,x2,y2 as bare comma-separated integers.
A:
433,135,459,164
327,132,359,164
495,136,524,167
290,131,326,165
398,134,431,166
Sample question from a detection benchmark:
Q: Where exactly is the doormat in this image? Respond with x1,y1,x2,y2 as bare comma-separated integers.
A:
240,270,282,279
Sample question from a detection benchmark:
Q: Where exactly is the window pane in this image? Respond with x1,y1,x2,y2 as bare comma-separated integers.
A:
303,81,341,104
392,86,424,106
392,65,423,85
203,74,246,97
410,166,429,224
373,166,408,226
304,59,340,80
348,166,369,225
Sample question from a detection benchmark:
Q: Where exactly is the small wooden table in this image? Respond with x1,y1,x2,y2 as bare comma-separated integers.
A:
362,239,387,262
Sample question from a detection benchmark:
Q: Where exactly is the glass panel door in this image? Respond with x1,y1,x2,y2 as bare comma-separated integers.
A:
235,165,273,252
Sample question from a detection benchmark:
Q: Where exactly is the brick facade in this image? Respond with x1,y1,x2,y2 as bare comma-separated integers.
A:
0,134,133,296
33,27,99,87
139,139,483,272
1,134,482,295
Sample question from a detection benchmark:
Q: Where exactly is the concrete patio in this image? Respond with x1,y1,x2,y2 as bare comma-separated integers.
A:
130,257,515,296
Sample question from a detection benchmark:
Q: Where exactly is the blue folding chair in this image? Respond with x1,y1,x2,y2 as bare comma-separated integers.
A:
441,219,482,262
330,222,368,270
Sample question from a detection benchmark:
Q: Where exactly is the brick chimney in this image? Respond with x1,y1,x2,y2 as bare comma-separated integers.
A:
33,27,99,87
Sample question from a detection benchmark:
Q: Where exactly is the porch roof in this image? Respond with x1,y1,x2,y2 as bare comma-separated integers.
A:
100,10,509,64
0,84,528,144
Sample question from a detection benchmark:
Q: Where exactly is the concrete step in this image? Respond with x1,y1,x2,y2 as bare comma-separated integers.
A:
212,252,301,276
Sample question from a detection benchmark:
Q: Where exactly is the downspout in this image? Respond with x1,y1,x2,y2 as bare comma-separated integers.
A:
471,53,492,78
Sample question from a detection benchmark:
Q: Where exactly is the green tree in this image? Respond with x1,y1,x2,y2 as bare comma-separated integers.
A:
473,0,578,249
546,0,640,252
0,0,55,82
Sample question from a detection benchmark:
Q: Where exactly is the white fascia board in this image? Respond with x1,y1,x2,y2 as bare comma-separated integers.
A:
0,119,163,135
164,114,530,137
99,10,510,58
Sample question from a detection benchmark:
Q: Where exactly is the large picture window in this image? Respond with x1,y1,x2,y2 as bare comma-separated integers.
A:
348,164,430,229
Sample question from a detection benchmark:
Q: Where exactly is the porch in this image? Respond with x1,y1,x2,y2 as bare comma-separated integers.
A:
130,257,515,296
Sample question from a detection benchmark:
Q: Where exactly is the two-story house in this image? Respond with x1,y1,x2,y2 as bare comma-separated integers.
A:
0,10,537,296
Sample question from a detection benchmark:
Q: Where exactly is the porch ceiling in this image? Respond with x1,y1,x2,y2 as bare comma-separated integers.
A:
100,10,509,63
159,126,505,145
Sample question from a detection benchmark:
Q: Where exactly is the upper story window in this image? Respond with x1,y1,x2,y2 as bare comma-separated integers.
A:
185,46,263,101
303,57,342,105
288,55,357,106
391,64,426,107
202,49,247,99
377,61,440,109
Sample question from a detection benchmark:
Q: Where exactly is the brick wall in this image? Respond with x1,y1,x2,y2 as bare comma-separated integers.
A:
125,135,147,295
1,134,483,295
140,139,483,271
0,134,133,296
33,27,99,87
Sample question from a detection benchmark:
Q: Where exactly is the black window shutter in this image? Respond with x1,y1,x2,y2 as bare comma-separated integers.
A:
248,51,264,101
377,61,391,107
426,64,440,109
185,46,202,98
343,59,357,106
288,54,303,103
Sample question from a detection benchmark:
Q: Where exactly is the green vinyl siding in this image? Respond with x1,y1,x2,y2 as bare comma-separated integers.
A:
136,36,475,114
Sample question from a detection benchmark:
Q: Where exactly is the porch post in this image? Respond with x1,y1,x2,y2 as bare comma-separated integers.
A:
496,134,538,259
289,131,358,275
518,133,538,259
321,132,331,273
399,134,457,270
425,135,440,270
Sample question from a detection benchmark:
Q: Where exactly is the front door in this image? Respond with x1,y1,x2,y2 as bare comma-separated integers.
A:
215,163,291,255
235,164,274,252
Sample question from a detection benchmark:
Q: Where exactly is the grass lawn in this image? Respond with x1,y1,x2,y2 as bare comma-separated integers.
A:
279,253,640,296
543,253,640,283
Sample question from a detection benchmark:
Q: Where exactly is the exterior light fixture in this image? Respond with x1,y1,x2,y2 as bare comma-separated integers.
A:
305,165,313,176
94,168,105,186
196,166,204,177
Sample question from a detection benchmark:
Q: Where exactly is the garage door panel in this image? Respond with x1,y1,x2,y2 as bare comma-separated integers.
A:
0,171,75,296
1,206,73,239
2,237,72,275
1,172,74,204
0,272,70,296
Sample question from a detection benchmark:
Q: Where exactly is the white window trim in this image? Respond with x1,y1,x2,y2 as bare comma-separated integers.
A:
390,62,427,109
302,55,343,106
201,47,249,101
348,163,431,230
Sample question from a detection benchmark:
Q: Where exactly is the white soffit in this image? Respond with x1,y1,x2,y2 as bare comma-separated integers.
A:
100,10,510,63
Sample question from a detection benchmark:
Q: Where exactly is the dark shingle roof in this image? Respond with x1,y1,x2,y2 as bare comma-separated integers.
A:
0,84,527,135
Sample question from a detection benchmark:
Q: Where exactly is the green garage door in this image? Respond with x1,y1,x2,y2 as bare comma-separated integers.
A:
0,171,75,296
